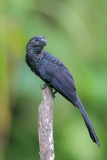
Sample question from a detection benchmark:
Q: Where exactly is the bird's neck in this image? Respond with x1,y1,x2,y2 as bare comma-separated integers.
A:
35,46,43,54
27,46,44,55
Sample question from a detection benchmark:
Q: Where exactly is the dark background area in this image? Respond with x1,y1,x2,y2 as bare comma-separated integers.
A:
0,0,107,160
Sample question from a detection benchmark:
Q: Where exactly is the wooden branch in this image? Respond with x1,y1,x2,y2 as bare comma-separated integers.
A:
38,86,55,160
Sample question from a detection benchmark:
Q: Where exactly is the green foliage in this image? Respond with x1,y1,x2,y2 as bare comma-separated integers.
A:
0,0,107,160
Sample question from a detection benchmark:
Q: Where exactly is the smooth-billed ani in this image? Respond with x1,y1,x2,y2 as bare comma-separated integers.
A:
26,36,100,147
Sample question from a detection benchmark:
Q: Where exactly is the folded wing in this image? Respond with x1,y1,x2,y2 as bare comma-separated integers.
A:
39,63,78,105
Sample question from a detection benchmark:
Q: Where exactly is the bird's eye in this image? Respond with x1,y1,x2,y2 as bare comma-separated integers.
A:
36,39,39,41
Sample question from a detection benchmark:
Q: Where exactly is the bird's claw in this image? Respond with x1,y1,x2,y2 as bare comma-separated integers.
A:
40,84,48,89
40,84,57,99
40,82,52,89
51,89,57,99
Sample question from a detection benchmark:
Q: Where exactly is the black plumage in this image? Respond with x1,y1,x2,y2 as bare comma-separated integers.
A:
26,36,100,147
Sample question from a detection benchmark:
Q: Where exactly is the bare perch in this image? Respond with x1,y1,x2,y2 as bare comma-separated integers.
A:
38,86,55,160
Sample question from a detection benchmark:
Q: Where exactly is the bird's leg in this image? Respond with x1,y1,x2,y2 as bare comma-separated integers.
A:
40,83,57,98
40,83,51,89
40,84,48,89
53,90,57,95
51,89,57,98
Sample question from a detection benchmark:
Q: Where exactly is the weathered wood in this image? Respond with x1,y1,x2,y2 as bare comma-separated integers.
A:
38,87,55,160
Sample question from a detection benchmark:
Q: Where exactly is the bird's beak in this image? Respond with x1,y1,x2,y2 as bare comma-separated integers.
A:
41,37,47,46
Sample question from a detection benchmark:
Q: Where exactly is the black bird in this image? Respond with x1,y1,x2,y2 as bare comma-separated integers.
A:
26,36,100,147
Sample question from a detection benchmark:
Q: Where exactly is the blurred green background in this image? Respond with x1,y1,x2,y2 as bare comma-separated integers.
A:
0,0,107,160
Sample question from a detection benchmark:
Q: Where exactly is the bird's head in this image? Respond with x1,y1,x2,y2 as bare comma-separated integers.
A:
26,36,47,54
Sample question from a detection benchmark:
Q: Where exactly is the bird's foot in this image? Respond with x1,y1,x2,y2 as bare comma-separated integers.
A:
40,83,51,89
40,84,57,98
40,84,48,89
51,89,57,98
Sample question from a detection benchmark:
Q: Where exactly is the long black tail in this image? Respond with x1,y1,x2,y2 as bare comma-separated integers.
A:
76,97,100,147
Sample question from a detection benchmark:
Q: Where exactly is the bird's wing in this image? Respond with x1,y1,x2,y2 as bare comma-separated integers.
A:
39,63,78,104
39,66,46,79
39,56,100,147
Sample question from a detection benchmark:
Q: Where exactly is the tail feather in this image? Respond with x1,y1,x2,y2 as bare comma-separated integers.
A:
76,97,100,148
